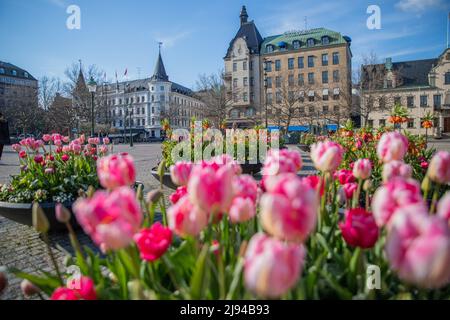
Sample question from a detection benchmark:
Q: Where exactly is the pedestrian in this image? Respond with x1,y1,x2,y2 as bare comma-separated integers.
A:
0,112,10,162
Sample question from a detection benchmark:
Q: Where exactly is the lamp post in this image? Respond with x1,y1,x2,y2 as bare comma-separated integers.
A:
263,58,269,128
87,77,97,137
128,106,134,147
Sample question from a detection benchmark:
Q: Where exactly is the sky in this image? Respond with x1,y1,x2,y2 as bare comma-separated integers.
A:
0,0,449,89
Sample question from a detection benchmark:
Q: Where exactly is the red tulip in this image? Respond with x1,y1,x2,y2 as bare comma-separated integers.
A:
134,222,172,262
339,208,379,248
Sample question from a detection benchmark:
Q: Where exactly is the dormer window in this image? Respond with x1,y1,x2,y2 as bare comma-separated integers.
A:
277,41,287,51
11,70,17,76
321,36,330,45
266,44,274,53
307,38,314,47
292,40,301,49
24,72,28,78
0,68,4,74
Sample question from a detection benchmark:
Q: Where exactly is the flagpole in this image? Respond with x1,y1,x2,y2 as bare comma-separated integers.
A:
447,12,449,48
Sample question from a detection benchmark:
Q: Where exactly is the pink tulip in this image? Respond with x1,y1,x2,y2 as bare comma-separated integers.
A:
372,178,425,227
73,187,142,251
103,137,110,145
44,167,54,174
170,161,193,186
343,182,358,200
310,141,343,172
353,158,372,180
97,153,136,190
233,174,258,203
19,150,27,159
88,137,100,145
62,136,70,143
334,169,355,185
134,222,172,262
262,148,302,176
98,145,108,155
169,186,187,204
339,208,379,248
437,192,450,222
200,154,242,175
167,195,208,238
61,154,70,162
12,144,21,152
376,132,409,163
51,133,62,142
427,151,450,185
260,173,318,242
187,163,235,215
62,145,71,153
244,233,305,298
42,134,52,142
70,142,82,154
386,209,450,288
34,154,44,164
51,276,97,300
229,197,256,223
54,139,62,147
382,160,412,182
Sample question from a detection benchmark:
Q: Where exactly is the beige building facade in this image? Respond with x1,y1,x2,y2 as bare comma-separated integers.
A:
361,48,450,135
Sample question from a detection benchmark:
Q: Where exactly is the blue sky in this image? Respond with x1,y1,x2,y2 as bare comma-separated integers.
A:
0,0,449,88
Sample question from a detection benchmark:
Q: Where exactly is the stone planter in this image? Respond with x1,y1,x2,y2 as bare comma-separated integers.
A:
0,201,77,232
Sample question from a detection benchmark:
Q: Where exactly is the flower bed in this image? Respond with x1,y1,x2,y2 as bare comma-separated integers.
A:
2,132,450,300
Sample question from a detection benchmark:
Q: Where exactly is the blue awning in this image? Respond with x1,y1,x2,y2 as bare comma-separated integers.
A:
277,41,287,47
326,124,338,131
267,126,310,132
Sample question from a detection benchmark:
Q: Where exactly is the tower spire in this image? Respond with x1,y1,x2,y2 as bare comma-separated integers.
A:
240,5,248,26
151,43,169,81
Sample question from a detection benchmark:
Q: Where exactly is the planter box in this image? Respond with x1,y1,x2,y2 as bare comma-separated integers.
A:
0,201,77,232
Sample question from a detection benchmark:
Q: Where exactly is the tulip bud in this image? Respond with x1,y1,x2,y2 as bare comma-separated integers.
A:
135,183,144,200
55,203,71,223
157,160,166,179
87,186,95,198
20,279,40,297
421,175,431,194
363,179,372,192
146,189,163,205
32,203,49,233
0,270,7,296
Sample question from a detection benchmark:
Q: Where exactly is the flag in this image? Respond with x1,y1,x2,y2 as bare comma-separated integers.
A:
124,68,128,76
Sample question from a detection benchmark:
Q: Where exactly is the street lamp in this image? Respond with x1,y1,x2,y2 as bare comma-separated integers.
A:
128,106,134,147
263,58,270,128
87,77,97,137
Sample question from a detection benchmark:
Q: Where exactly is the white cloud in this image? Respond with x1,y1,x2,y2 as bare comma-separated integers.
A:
153,30,192,48
46,0,66,8
396,0,444,12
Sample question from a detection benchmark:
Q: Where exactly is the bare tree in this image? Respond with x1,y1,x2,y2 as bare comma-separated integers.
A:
195,71,233,128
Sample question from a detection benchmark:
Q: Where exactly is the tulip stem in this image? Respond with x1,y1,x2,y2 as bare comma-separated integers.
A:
429,184,441,214
353,179,363,208
42,233,64,285
159,198,168,226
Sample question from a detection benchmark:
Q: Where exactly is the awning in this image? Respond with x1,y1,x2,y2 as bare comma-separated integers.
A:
308,90,315,97
326,124,338,131
333,88,340,95
287,125,309,132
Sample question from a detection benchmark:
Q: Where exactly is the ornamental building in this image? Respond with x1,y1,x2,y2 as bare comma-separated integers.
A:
224,6,353,131
104,49,205,138
361,48,450,135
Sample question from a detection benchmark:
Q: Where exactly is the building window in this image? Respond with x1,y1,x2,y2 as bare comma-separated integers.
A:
333,105,339,112
293,40,300,49
308,56,314,68
11,70,17,76
386,80,393,88
276,92,282,103
308,72,314,84
288,91,294,101
299,107,305,114
308,106,314,113
322,36,330,45
265,61,272,72
298,73,304,85
333,70,340,82
407,119,414,128
243,92,248,102
407,96,414,108
307,38,314,47
266,44,274,53
420,95,428,107
332,52,339,65
434,94,441,107
250,93,255,102
322,71,328,84
233,78,238,88
243,61,247,70
24,72,28,78
323,91,329,101
445,72,450,84
322,54,328,66
275,60,281,71
160,86,164,91
246,108,255,116
266,77,272,87
288,74,294,86
379,97,386,109
323,105,329,113
288,58,294,70
275,76,282,88
0,68,4,74
233,93,238,102
249,61,253,70
152,106,155,113
233,63,237,72
379,119,386,127
243,77,248,86
394,96,401,105
267,93,273,104
250,77,254,86
309,95,314,102
368,120,374,127
298,57,304,69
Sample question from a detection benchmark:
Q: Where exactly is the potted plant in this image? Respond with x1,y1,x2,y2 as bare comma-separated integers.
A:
0,133,109,230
